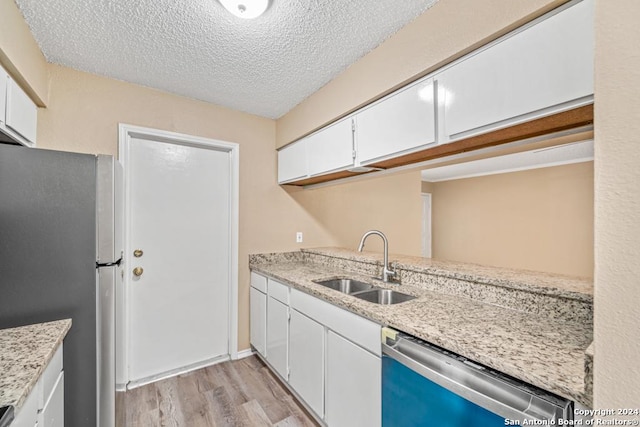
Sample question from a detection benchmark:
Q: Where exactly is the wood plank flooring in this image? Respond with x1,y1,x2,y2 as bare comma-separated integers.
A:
117,355,319,427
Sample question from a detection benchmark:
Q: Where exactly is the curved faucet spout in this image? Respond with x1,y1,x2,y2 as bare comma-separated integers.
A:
357,230,396,283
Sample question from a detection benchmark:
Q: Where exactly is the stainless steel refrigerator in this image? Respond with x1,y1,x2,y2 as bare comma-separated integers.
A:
0,143,123,427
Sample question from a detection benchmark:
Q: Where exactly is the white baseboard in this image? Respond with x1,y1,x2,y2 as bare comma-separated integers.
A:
127,354,230,389
235,348,254,360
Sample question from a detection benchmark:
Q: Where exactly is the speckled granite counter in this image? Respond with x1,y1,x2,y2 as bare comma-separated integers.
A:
249,248,593,407
0,319,71,412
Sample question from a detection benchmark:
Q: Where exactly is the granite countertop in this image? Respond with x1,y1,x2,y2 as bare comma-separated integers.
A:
250,249,593,407
304,248,593,301
0,319,71,412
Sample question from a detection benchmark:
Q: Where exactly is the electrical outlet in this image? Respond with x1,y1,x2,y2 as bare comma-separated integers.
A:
296,232,303,243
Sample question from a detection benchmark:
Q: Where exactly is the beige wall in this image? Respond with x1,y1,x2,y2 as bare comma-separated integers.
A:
37,64,337,350
291,170,423,255
0,0,49,105
430,163,594,277
276,0,567,147
593,0,640,409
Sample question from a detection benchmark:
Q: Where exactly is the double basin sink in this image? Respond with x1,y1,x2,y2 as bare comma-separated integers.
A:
313,278,415,305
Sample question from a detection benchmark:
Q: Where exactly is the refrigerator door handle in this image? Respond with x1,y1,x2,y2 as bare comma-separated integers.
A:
96,258,122,268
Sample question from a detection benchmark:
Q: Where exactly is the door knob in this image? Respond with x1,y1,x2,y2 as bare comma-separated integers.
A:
133,267,144,277
133,249,143,257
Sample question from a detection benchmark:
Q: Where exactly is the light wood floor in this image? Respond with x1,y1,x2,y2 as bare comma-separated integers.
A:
116,355,319,427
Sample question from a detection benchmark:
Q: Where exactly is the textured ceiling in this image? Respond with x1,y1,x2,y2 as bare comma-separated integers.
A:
14,0,438,119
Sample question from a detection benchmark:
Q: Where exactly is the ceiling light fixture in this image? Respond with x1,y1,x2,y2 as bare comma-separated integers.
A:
219,0,269,19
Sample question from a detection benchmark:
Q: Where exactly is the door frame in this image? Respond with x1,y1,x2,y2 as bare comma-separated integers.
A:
421,193,432,258
117,124,240,387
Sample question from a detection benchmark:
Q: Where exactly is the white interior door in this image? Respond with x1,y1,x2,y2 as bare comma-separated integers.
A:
125,134,232,385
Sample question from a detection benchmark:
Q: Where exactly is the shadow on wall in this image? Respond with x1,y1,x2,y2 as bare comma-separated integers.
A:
427,161,594,278
284,169,424,256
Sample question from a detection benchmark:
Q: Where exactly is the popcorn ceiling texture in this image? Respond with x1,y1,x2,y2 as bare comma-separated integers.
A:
14,0,438,119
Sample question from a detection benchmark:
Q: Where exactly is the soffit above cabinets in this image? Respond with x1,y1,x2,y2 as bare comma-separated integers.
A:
420,139,594,182
14,0,438,119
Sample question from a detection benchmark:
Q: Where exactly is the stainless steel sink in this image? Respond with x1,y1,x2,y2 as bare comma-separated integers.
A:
313,278,374,294
352,289,416,305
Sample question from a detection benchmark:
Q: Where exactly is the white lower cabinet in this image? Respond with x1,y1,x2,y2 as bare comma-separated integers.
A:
438,0,593,142
12,344,64,427
250,287,267,356
266,295,289,380
325,331,381,427
38,372,64,427
289,309,325,418
11,379,39,427
250,271,381,426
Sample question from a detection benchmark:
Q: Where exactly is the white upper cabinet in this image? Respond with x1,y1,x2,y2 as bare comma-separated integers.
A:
356,77,437,165
277,0,593,185
6,78,38,146
0,67,7,126
438,0,594,142
277,139,308,184
306,117,354,177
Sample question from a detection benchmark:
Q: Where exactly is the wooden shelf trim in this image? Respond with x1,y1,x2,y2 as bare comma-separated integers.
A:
282,105,594,187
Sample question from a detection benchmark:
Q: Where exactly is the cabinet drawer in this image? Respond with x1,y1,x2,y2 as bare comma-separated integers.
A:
39,345,63,408
250,272,267,293
39,372,64,427
291,289,380,355
267,279,289,305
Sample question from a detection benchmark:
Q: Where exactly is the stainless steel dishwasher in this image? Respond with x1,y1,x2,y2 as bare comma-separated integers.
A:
381,328,573,426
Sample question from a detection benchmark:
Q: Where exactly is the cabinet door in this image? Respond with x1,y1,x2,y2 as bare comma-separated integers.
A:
39,372,64,427
277,139,307,184
326,331,381,427
356,77,436,165
289,309,324,418
306,118,354,176
11,379,39,427
6,78,37,145
250,287,267,357
438,0,593,141
266,296,288,380
0,66,7,125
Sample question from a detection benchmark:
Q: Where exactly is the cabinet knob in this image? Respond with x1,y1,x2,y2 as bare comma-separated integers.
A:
133,249,143,258
133,267,144,277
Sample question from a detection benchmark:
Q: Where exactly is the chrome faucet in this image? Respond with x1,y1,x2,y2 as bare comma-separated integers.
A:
358,230,396,283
